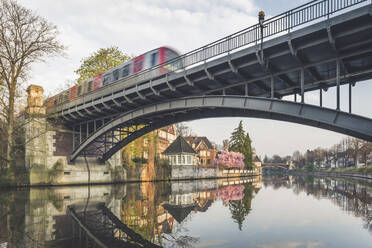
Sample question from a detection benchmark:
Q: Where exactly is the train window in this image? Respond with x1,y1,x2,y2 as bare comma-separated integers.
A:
150,52,158,67
165,49,182,71
103,74,111,85
77,85,82,96
88,81,93,92
113,69,119,81
122,64,130,78
165,50,177,62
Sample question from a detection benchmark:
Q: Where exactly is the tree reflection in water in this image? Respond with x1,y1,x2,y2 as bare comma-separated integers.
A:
264,174,372,234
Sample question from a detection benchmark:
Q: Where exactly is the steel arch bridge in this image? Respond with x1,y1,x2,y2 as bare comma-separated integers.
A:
43,0,372,163
68,96,372,162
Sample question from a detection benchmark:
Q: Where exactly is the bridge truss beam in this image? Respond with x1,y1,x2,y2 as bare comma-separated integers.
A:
69,96,372,163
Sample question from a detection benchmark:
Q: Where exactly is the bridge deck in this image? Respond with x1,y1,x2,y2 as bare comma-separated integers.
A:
48,4,372,124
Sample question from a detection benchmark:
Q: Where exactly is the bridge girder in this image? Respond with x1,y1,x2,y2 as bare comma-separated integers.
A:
69,95,372,163
47,5,372,123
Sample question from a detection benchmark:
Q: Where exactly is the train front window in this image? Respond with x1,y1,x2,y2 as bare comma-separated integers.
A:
150,52,158,67
165,49,182,71
113,69,119,81
165,49,178,62
122,64,130,78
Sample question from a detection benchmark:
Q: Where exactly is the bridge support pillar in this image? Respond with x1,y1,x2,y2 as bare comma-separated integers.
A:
24,85,126,186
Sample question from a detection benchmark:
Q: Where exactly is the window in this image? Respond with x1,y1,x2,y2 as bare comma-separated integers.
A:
77,85,82,96
207,151,210,156
207,159,211,165
182,156,185,164
165,49,178,62
122,64,130,78
143,151,148,159
178,155,182,164
172,156,176,165
143,139,149,147
103,74,111,85
187,156,191,164
165,49,182,71
88,81,93,92
113,69,119,81
150,52,158,67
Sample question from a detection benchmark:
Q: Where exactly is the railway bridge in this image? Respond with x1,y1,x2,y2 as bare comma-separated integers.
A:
24,0,372,184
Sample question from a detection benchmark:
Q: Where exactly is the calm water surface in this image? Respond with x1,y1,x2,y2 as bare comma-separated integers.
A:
0,175,371,248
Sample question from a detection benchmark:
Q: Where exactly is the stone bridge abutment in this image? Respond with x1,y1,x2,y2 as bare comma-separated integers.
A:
24,85,125,186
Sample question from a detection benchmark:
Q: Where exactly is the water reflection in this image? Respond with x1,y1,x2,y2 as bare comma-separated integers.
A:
263,175,372,234
1,174,372,247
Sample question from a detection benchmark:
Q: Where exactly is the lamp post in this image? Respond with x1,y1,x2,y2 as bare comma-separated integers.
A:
258,11,265,64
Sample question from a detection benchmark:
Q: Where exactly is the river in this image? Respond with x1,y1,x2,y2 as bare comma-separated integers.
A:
0,175,371,248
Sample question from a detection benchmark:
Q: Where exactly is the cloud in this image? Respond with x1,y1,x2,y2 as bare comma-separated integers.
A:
18,0,258,94
253,240,324,248
16,0,372,156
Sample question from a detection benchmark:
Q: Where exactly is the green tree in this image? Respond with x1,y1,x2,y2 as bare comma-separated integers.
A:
75,46,131,84
229,121,254,169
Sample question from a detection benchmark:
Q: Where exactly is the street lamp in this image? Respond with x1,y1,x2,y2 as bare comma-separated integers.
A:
258,11,265,64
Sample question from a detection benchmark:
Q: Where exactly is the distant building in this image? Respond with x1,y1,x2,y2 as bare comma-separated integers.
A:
184,136,217,167
122,125,175,163
156,125,176,158
163,136,197,166
253,155,262,167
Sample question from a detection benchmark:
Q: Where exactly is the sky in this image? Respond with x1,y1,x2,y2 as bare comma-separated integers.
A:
17,0,372,158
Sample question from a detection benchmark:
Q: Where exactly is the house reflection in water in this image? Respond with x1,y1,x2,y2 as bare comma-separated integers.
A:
0,176,261,247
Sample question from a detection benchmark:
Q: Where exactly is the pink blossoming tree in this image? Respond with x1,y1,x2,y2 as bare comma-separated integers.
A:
215,150,245,169
218,185,245,204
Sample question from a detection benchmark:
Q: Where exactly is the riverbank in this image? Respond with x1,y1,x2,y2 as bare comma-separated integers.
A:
0,173,262,189
288,167,372,181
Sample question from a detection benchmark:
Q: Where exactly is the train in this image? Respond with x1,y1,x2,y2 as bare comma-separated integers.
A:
47,46,182,108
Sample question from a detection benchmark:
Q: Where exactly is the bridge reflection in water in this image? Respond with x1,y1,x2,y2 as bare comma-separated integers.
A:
1,174,372,247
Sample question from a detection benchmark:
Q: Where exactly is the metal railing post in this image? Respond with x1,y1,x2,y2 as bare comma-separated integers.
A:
327,0,330,19
336,60,340,110
271,76,274,98
301,68,305,103
349,82,352,114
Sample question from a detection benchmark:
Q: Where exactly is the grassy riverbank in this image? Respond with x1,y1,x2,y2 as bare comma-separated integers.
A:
302,166,372,175
288,166,372,181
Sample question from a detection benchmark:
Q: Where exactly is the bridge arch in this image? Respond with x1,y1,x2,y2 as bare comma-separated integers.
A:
69,95,372,163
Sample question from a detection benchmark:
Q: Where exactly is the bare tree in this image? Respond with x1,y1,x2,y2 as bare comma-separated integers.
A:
174,122,194,137
0,0,64,166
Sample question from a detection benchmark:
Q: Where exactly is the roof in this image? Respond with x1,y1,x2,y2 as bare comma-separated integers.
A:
160,125,175,135
162,136,196,155
184,136,214,150
162,204,195,223
253,155,261,163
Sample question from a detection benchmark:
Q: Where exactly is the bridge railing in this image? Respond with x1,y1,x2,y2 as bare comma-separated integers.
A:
133,0,370,78
52,0,370,113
